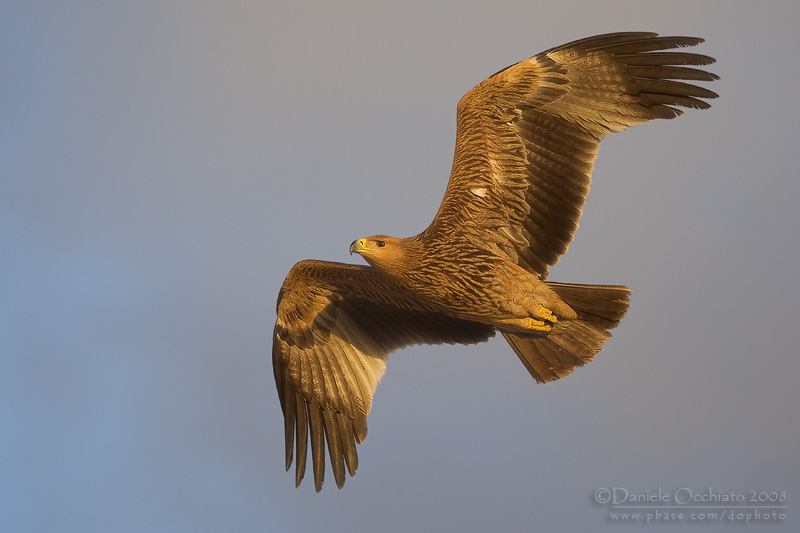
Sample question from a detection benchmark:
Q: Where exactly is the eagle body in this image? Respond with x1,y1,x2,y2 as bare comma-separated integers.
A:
351,233,576,330
272,32,717,491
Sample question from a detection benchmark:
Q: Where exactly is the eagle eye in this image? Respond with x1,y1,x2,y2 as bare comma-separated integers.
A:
375,240,386,248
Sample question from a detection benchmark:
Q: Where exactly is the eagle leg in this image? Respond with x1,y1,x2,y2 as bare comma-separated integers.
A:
524,306,557,332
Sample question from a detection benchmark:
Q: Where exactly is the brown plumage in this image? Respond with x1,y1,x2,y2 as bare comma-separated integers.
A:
273,32,718,491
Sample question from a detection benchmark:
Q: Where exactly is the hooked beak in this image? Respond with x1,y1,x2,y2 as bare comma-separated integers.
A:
350,239,367,255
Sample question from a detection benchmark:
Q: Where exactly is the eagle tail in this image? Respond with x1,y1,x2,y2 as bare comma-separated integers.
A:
501,282,630,383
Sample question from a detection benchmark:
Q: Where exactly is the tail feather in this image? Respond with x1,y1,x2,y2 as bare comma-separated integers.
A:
503,282,630,383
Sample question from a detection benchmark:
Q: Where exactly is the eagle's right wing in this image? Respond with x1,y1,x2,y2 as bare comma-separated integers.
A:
426,32,718,278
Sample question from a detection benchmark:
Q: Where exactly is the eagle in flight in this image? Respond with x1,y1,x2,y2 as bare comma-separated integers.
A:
272,32,717,491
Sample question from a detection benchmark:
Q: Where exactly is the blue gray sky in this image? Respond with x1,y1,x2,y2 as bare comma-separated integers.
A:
3,1,799,532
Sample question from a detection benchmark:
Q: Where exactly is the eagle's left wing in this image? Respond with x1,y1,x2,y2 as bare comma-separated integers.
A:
273,260,495,491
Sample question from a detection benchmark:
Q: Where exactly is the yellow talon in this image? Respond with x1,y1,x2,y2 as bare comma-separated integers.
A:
535,306,557,324
522,306,557,332
526,317,552,332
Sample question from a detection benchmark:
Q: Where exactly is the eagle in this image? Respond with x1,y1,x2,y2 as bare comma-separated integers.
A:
272,32,717,491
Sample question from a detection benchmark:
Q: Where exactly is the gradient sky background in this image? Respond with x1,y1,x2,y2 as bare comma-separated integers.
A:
3,1,799,532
